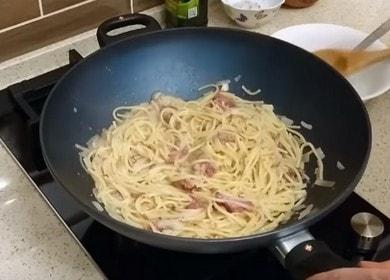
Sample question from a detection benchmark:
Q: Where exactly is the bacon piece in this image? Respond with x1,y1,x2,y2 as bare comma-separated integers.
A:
193,161,217,177
167,146,189,163
212,93,236,110
215,192,254,213
155,219,183,232
186,195,205,209
186,199,203,209
173,179,197,191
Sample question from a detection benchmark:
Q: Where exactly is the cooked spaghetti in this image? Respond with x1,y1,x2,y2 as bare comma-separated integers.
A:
77,88,324,238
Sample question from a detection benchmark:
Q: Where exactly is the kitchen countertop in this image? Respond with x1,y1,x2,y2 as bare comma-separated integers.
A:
0,0,389,278
0,141,104,279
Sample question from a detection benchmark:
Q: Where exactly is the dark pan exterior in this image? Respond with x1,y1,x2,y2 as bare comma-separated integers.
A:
40,28,371,253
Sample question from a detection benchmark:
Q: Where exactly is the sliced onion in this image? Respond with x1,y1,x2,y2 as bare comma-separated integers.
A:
302,173,310,182
280,115,294,126
298,204,313,220
152,91,163,100
315,147,325,160
337,161,345,170
242,85,261,95
294,204,307,211
216,79,231,91
263,104,274,111
302,152,311,163
86,135,105,148
198,84,219,93
314,179,335,187
300,121,313,130
75,143,88,152
156,219,183,231
180,208,204,220
92,201,104,212
234,74,242,82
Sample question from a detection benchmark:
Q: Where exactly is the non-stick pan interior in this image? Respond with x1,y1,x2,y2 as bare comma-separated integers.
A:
40,28,370,253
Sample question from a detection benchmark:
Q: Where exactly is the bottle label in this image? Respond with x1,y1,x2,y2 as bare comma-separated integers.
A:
166,0,199,20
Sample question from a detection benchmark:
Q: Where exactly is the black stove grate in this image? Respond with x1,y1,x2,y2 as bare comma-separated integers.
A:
0,49,83,184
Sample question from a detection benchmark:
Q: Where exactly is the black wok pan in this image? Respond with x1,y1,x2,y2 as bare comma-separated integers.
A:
40,14,371,279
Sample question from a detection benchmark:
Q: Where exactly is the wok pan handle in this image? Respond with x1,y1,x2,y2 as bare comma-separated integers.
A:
285,239,357,279
273,230,357,279
97,13,161,47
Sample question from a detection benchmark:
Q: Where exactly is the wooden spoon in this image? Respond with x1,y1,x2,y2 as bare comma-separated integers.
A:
314,48,390,75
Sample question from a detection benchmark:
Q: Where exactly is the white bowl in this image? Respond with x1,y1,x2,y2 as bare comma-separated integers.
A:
221,0,285,29
272,24,390,102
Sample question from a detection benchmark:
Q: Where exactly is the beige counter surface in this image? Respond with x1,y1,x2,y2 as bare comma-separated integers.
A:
0,0,389,279
0,141,105,279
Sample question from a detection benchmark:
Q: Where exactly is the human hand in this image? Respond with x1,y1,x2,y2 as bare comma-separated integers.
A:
307,260,390,280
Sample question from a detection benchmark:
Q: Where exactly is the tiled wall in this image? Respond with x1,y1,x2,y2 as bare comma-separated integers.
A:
0,0,163,62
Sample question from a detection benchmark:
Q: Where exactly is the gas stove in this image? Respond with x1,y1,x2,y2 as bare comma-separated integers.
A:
0,50,389,280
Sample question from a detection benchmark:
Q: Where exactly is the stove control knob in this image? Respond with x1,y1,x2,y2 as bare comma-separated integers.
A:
350,212,384,252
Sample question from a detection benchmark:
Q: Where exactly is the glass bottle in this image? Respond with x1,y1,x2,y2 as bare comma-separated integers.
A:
165,0,208,27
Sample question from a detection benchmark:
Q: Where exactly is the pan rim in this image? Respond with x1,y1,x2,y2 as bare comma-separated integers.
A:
39,27,372,247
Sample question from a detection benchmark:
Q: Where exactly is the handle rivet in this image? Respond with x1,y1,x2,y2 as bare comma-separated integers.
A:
304,244,313,252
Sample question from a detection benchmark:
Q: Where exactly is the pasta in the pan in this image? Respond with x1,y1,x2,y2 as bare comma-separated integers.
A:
77,88,324,238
